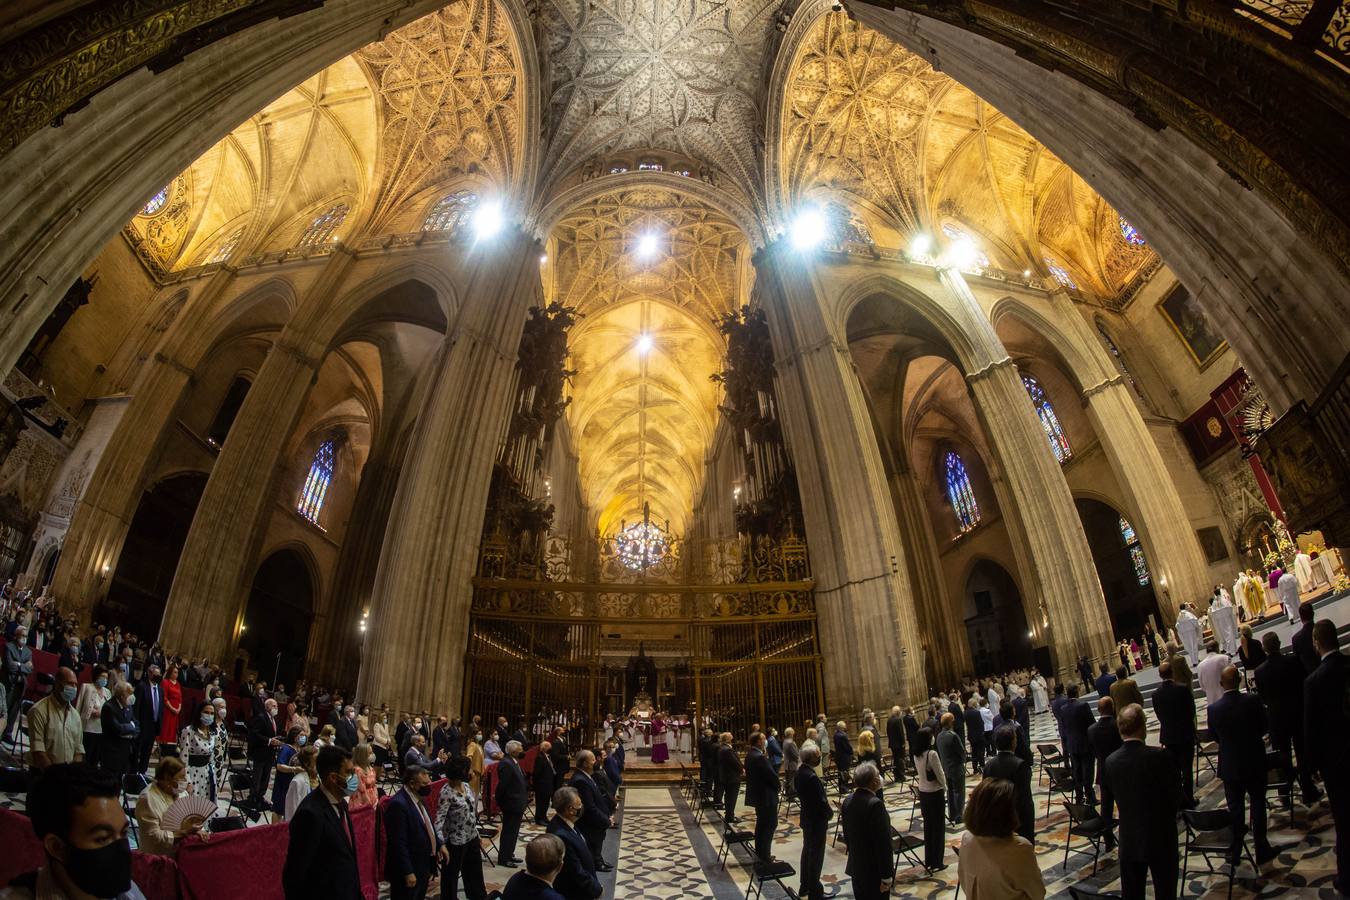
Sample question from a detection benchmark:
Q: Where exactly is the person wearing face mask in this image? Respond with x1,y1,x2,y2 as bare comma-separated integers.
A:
2,624,33,742
248,697,283,812
545,786,601,900
28,667,84,769
272,726,307,813
135,756,199,857
211,698,231,796
467,730,485,795
100,682,141,780
179,702,219,799
132,664,164,775
385,765,447,899
75,665,111,768
284,744,320,821
282,744,363,900
372,711,392,768
3,763,147,899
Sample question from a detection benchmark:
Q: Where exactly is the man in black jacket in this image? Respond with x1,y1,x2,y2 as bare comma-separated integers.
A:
935,713,966,824
1060,684,1096,805
1151,659,1197,808
1087,696,1123,848
983,725,1034,842
832,722,853,794
716,733,744,825
1077,655,1095,694
282,745,362,900
569,749,614,872
335,705,359,751
697,727,717,797
745,731,779,859
546,786,602,900
1103,703,1180,900
1291,600,1318,673
1207,665,1279,863
841,762,892,900
885,706,906,783
496,740,530,867
1094,664,1117,700
794,747,831,900
132,663,164,774
1254,631,1321,804
534,740,558,825
447,716,463,758
1305,620,1349,894
964,698,985,773
384,765,445,900
247,696,281,807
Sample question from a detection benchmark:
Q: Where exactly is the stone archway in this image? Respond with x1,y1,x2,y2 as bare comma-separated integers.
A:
962,558,1034,676
239,547,317,688
1074,497,1164,641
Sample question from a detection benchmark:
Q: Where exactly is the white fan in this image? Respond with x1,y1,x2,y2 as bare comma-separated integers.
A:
160,796,218,834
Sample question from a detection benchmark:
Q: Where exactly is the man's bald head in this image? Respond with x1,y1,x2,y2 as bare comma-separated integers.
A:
1220,665,1241,691
1097,696,1114,717
1117,703,1146,741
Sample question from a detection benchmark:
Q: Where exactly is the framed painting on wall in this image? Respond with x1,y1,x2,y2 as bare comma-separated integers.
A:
1158,283,1227,369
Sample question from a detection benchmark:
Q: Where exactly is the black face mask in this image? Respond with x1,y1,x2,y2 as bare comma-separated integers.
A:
418,785,433,797
62,837,132,897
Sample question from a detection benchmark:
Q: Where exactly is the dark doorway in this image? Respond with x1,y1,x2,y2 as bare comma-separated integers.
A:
1075,498,1162,642
206,376,252,447
98,472,208,639
963,560,1034,675
239,549,315,687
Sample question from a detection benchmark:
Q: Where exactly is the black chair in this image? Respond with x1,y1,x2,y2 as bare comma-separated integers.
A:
890,825,929,877
1036,743,1065,785
831,797,846,847
1264,750,1295,821
1194,728,1220,781
717,827,756,869
746,858,796,900
1062,802,1110,875
1044,766,1077,816
122,773,150,842
225,771,263,821
477,820,500,865
1181,807,1254,900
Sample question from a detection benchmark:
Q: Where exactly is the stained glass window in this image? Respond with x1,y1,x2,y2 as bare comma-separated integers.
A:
1119,515,1150,585
206,229,243,264
1119,217,1146,246
616,520,670,570
141,187,169,217
1022,375,1072,463
609,165,629,174
1044,258,1077,288
945,451,981,533
1096,321,1140,395
298,203,348,247
941,223,990,267
673,168,691,177
297,439,336,525
423,190,479,233
637,161,663,172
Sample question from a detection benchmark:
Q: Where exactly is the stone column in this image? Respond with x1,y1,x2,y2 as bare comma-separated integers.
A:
755,241,926,710
156,257,358,663
356,229,542,713
51,271,235,620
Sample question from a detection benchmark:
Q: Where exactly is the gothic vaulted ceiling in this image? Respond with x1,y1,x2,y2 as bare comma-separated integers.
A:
779,12,1156,298
548,187,749,536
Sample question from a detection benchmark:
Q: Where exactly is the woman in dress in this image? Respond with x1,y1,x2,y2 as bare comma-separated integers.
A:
283,744,319,821
466,729,485,795
350,742,379,808
436,757,486,900
651,712,669,764
76,664,111,767
179,702,218,799
158,662,183,756
271,726,305,816
372,711,391,767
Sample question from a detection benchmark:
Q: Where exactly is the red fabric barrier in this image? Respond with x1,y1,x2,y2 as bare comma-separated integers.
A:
351,803,380,900
481,765,499,817
133,852,181,900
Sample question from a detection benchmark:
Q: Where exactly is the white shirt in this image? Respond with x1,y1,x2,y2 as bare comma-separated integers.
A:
1196,652,1230,705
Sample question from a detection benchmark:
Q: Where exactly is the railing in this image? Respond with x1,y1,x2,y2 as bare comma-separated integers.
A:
1230,0,1349,67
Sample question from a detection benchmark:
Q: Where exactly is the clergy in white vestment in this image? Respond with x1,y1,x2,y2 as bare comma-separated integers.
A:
1293,552,1314,591
1276,571,1301,623
1175,604,1204,664
1030,675,1049,714
1208,591,1240,656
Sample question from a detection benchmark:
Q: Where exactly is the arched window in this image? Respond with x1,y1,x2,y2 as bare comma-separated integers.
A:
298,203,348,247
1022,374,1072,463
1118,217,1146,246
297,439,337,525
1119,515,1150,585
941,222,991,267
637,161,663,172
944,451,981,533
141,187,169,217
206,229,243,264
423,190,479,233
1096,321,1140,395
1043,257,1077,289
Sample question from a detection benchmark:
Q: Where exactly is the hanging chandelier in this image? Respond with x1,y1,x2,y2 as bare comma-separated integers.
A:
615,504,670,570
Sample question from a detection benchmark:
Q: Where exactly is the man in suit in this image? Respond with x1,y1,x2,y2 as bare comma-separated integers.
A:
902,708,920,757
431,716,452,757
935,712,966,824
2,625,33,742
841,762,893,900
246,695,281,807
832,721,853,794
983,724,1035,842
885,706,906,782
446,716,463,758
1050,682,1068,744
795,746,832,900
745,731,779,859
496,739,530,867
964,699,985,773
385,765,446,900
948,694,966,744
1254,630,1321,804
403,733,447,777
1110,665,1145,713
1151,658,1198,808
1077,655,1095,694
698,727,717,797
1087,696,1123,848
1292,600,1318,673
1207,665,1279,863
534,740,558,825
546,786,602,900
1305,619,1349,894
282,745,362,899
1060,683,1096,805
334,705,359,750
1103,703,1180,900
569,749,614,871
133,663,164,774
502,833,567,900
1094,664,1117,700
716,732,743,825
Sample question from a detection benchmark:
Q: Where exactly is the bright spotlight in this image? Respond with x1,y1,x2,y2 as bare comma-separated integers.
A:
789,207,828,251
473,200,504,240
539,254,548,264
636,232,660,259
909,233,932,258
635,333,654,355
946,238,978,270
1022,269,1032,278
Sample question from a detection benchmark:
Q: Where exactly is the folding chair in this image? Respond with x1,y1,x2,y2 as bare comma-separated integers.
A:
1264,750,1295,822
1036,743,1065,785
1061,802,1110,875
890,825,929,877
716,827,756,869
1181,807,1255,900
1044,766,1076,818
122,773,150,842
225,772,261,821
831,797,846,847
477,821,500,865
746,858,796,900
1194,728,1219,781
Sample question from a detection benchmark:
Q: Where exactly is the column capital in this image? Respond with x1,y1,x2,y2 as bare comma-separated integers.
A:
964,355,1017,384
1081,373,1128,402
273,340,323,371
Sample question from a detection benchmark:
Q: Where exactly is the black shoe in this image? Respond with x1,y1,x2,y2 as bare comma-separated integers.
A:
499,858,519,868
596,863,614,872
1256,844,1284,865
